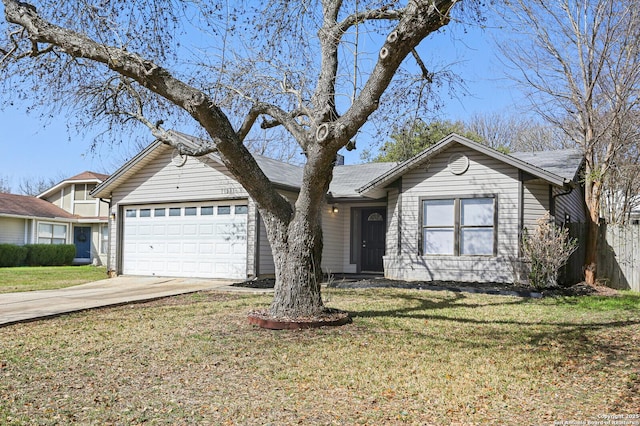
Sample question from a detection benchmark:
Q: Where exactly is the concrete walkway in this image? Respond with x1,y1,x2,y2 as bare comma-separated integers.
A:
0,276,272,327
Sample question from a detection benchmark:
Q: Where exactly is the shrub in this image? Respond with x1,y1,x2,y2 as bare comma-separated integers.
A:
24,244,76,266
522,213,578,290
0,244,29,267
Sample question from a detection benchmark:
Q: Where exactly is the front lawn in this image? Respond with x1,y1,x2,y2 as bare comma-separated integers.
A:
1,288,638,425
0,265,107,294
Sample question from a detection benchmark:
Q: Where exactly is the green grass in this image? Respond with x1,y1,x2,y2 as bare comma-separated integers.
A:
546,291,640,311
1,287,638,425
0,265,107,293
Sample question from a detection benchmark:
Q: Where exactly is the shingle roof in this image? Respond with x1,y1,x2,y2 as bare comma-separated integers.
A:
253,155,303,190
330,162,396,198
39,171,110,199
65,171,110,182
510,149,584,181
0,192,75,219
93,131,586,202
358,134,583,195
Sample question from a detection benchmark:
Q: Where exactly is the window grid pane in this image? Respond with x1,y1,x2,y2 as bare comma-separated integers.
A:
53,225,66,238
424,228,455,255
423,200,454,227
461,198,494,226
460,228,494,255
38,223,52,238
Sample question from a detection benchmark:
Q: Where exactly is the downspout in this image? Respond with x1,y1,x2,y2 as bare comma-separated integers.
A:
552,182,576,224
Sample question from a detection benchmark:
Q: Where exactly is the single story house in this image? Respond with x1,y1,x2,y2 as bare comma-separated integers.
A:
0,172,110,265
91,132,585,284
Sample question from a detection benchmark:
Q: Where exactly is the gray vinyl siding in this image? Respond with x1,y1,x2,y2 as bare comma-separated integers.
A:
0,217,27,244
383,143,523,283
111,148,247,206
386,188,400,257
257,214,275,276
246,200,258,277
107,211,117,272
523,179,550,231
554,186,586,223
322,201,347,274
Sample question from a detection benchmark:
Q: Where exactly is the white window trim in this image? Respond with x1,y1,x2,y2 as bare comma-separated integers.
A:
37,221,69,245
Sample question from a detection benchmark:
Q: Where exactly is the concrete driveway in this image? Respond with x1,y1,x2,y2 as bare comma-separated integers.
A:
0,276,268,326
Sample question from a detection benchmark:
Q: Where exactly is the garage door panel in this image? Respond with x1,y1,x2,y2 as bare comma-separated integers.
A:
122,201,248,279
138,225,153,235
200,224,214,234
183,224,198,235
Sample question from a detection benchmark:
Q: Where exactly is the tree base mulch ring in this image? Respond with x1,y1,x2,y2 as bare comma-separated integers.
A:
247,308,351,330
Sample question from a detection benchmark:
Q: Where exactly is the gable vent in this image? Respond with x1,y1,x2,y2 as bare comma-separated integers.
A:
448,153,469,175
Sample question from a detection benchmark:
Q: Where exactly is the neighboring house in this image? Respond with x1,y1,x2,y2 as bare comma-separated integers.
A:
0,172,110,265
92,132,586,284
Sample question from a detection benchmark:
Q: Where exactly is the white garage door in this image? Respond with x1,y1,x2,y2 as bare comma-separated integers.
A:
122,201,248,279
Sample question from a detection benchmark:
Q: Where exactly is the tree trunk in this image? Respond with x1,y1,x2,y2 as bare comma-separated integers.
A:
268,212,325,318
260,145,336,319
584,212,599,285
584,175,602,286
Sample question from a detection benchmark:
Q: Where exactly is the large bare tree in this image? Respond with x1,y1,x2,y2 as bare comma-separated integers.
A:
466,112,570,152
1,0,472,319
499,0,640,285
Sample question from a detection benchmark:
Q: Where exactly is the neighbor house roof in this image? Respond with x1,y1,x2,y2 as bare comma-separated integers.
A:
358,133,582,196
66,171,110,182
38,170,110,199
0,192,75,220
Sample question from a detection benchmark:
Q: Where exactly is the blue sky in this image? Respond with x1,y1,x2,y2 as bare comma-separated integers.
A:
0,14,526,193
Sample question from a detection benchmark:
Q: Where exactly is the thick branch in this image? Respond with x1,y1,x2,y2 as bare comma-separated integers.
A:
237,102,307,144
336,0,458,146
2,0,292,220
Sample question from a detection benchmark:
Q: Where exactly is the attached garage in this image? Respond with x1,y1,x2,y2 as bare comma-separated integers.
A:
121,201,248,279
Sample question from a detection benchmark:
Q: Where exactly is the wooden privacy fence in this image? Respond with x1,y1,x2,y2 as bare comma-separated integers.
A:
563,223,640,291
597,224,640,291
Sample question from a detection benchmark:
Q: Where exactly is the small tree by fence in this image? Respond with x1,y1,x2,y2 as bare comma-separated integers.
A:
563,222,640,291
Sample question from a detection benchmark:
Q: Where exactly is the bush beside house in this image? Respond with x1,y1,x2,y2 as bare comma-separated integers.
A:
0,244,76,267
0,244,29,267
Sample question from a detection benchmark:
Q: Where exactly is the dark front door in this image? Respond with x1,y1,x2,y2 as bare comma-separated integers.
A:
74,226,91,259
361,208,386,272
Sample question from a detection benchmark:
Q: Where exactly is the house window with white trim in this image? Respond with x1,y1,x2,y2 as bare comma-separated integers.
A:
100,225,109,254
38,223,67,245
421,197,496,256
